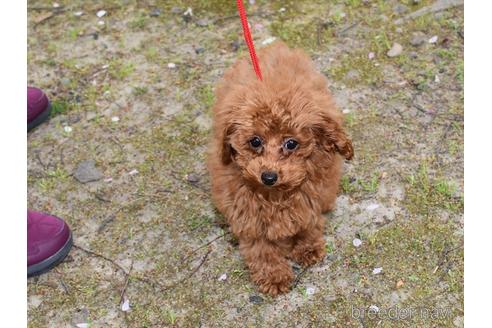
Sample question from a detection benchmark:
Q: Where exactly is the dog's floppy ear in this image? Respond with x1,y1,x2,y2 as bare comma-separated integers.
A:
313,113,354,160
220,123,237,165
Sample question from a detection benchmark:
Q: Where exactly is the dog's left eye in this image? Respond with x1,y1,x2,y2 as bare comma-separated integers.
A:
284,139,299,151
249,136,262,148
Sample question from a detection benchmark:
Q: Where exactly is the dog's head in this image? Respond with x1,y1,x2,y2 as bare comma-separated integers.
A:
217,84,353,192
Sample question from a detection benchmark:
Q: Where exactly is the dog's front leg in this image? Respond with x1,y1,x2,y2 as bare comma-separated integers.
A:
290,216,326,267
239,238,293,296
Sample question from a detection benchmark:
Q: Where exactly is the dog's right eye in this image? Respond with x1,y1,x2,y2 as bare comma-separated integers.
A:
249,136,262,148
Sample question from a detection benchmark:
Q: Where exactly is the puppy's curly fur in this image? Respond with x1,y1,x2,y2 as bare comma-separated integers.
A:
207,42,353,296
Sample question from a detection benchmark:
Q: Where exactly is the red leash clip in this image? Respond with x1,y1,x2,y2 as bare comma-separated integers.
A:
236,0,263,81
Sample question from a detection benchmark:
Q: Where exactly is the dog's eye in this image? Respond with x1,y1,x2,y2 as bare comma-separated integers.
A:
284,139,298,151
249,136,262,148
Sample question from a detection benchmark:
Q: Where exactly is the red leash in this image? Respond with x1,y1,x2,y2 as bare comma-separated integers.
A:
236,0,263,81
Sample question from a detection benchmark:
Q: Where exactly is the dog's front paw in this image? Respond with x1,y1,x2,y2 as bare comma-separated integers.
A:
252,263,294,296
291,243,326,267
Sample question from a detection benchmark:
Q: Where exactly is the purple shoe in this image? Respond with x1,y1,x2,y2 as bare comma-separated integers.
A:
27,87,51,131
27,210,73,277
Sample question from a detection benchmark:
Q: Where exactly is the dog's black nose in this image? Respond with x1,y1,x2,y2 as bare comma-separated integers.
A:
261,171,278,186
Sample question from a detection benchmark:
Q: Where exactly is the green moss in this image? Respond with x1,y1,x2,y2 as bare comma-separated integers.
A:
270,18,333,51
326,53,382,86
50,100,73,116
109,60,135,80
405,163,463,215
129,13,149,30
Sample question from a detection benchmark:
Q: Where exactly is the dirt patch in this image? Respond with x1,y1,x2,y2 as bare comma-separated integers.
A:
28,0,463,327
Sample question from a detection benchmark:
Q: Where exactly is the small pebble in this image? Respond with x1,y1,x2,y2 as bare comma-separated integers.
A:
74,11,84,17
366,203,380,211
183,7,193,22
218,273,227,281
64,126,73,133
429,35,438,44
196,18,209,27
121,298,130,312
342,109,351,114
195,47,205,54
129,169,139,176
111,116,120,122
76,324,89,328
231,40,240,52
410,33,427,47
262,37,276,45
279,7,286,13
353,238,362,247
53,2,60,8
249,295,264,304
183,7,193,16
171,7,182,14
393,4,408,14
372,267,383,275
96,10,107,18
369,305,380,312
345,69,360,80
387,43,403,57
97,20,105,26
149,9,161,17
167,63,176,69
186,174,200,183
74,160,103,183
104,177,113,183
434,75,440,83
305,287,315,295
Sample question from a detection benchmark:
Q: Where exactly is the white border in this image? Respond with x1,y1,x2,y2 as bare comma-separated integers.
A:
0,0,27,326
465,1,492,326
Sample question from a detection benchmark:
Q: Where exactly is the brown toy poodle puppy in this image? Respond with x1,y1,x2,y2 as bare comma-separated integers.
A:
207,41,353,296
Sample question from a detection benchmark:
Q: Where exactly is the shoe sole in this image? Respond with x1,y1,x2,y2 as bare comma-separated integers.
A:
27,231,73,278
27,102,51,132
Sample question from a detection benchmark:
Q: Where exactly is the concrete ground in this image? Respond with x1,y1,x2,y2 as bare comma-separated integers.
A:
28,0,463,327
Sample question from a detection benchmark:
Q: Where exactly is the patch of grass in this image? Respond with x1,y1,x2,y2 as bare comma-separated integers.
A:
197,84,215,110
166,309,177,325
340,174,379,195
405,163,463,215
329,217,463,326
162,0,236,15
359,173,379,193
132,86,148,96
109,61,135,80
325,241,335,254
50,100,73,116
326,53,382,86
129,14,149,30
145,47,159,61
270,17,333,52
67,28,82,41
344,112,355,128
340,175,356,193
456,60,464,88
